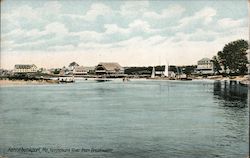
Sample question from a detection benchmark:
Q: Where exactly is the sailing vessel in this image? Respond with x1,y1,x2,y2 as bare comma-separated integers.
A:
164,63,169,77
151,67,155,78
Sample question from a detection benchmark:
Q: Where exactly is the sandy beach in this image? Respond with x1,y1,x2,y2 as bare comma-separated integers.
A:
206,75,248,81
0,79,59,86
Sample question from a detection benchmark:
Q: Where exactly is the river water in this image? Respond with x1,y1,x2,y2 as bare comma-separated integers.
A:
0,79,249,158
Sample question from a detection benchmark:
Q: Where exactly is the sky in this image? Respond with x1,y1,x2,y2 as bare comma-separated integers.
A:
1,0,249,69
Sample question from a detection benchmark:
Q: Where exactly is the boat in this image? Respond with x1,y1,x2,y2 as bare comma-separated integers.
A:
239,79,250,86
58,77,75,83
60,80,75,83
95,78,111,82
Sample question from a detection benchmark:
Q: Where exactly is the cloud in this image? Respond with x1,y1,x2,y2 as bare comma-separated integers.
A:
2,1,61,21
189,30,217,42
2,28,48,45
104,24,130,34
73,31,104,42
2,21,75,51
2,5,38,20
119,1,149,17
178,7,217,28
62,3,111,21
85,3,111,21
1,1,62,34
115,35,166,48
217,18,246,29
143,4,185,19
45,22,68,35
42,1,62,14
103,19,160,36
128,19,159,33
3,22,68,41
1,1,248,69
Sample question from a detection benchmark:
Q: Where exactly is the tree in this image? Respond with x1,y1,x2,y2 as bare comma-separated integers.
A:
211,56,221,74
69,62,79,67
53,69,60,74
218,39,248,75
184,65,196,76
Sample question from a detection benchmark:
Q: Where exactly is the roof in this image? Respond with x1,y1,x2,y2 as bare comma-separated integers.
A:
14,64,36,69
198,58,211,62
74,66,85,70
97,62,122,71
75,66,95,70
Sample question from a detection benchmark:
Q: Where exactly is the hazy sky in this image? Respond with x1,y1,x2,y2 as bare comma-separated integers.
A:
1,0,248,69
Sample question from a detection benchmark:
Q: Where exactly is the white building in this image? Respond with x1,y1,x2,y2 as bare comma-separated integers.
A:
13,64,37,73
196,58,214,74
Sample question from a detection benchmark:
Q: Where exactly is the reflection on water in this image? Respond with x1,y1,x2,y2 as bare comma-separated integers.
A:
213,81,248,108
0,80,249,158
212,81,249,158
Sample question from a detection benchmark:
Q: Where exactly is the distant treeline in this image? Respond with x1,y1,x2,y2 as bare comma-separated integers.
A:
124,65,197,75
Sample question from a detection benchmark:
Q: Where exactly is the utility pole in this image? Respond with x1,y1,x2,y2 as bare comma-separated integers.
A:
248,0,250,112
248,0,250,80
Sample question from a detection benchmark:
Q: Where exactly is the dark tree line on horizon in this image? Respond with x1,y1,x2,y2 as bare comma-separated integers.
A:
124,65,197,75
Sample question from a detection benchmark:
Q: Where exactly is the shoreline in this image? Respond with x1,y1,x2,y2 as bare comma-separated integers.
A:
1,75,249,86
0,79,59,86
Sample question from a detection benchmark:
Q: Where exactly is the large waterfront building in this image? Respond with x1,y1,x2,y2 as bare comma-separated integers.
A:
196,58,214,74
95,62,124,75
13,64,37,73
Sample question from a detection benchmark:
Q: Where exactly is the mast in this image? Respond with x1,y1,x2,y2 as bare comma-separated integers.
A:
248,0,250,104
248,0,250,80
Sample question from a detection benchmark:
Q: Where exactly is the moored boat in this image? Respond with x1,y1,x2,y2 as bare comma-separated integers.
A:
58,77,75,83
60,80,75,83
95,78,111,82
